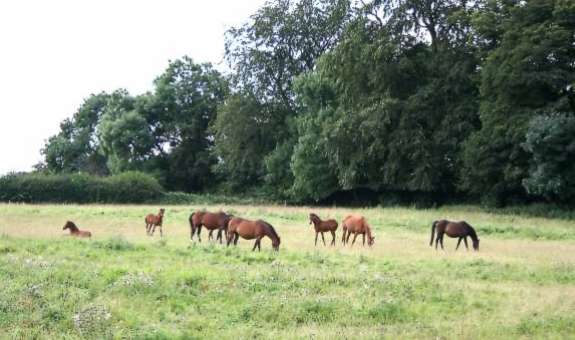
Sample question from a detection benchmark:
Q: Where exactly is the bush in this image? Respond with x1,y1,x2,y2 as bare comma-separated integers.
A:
0,171,164,204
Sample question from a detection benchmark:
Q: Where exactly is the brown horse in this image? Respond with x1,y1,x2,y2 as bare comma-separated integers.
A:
63,221,92,238
189,211,231,243
430,220,480,251
309,213,338,246
341,215,375,247
145,208,165,237
226,217,280,251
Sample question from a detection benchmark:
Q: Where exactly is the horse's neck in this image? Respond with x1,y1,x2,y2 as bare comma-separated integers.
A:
365,224,372,238
264,225,279,242
467,226,477,241
70,227,79,234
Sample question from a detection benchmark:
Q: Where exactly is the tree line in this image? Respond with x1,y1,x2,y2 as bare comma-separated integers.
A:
37,0,575,207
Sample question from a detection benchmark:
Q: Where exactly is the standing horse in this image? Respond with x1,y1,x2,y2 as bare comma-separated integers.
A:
309,213,338,246
227,217,280,251
145,209,165,237
63,221,92,238
189,211,231,243
430,220,480,251
341,215,375,247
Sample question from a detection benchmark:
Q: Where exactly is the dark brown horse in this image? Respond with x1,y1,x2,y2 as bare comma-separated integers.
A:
145,208,165,237
309,213,338,246
63,221,92,238
189,211,231,243
430,220,480,251
226,217,280,251
341,215,375,247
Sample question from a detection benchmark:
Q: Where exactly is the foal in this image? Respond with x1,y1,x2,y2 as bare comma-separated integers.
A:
341,215,375,247
145,208,165,237
63,221,92,238
309,213,338,246
430,220,480,251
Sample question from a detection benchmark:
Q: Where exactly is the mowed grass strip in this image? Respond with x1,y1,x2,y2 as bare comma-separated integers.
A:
0,203,574,339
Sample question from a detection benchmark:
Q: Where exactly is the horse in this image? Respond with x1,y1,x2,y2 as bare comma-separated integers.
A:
189,210,231,243
145,208,165,237
309,213,338,246
226,217,280,251
341,215,375,247
430,220,480,251
63,221,92,238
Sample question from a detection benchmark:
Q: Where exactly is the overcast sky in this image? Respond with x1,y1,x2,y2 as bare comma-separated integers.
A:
0,0,265,175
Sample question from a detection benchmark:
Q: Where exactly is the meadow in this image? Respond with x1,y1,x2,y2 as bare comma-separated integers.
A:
1,203,574,339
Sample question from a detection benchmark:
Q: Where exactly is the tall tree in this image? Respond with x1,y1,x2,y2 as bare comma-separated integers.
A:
214,0,352,189
152,57,228,191
461,0,575,206
42,93,110,175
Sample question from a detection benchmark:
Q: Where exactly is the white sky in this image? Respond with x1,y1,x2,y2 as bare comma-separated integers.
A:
0,0,265,175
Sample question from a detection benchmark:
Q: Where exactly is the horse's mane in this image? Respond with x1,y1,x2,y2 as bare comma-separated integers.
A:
259,220,280,241
464,222,478,241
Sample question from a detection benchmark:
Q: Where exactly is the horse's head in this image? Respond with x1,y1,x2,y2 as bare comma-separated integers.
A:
473,238,480,251
63,221,75,231
272,236,281,251
368,235,375,247
309,213,318,225
159,208,165,216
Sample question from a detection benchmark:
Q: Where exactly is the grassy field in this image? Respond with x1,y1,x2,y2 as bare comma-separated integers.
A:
1,203,574,339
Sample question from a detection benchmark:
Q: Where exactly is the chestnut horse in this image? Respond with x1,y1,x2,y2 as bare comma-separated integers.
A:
63,221,92,238
430,220,480,251
189,211,231,243
341,215,375,247
145,208,165,237
309,213,338,246
227,217,280,251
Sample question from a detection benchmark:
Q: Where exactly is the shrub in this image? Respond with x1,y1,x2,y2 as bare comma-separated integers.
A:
0,171,163,204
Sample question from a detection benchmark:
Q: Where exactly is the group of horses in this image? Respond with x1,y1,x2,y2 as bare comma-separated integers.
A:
62,208,481,252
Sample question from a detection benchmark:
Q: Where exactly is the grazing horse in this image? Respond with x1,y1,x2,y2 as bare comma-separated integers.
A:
189,211,231,243
341,215,375,247
430,220,480,251
227,217,280,251
309,213,338,246
145,209,165,237
63,221,92,238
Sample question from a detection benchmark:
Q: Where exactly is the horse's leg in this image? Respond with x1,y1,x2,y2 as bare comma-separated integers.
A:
351,233,359,246
456,237,462,250
321,232,326,246
197,226,202,242
331,230,336,246
464,237,469,250
362,234,365,246
342,229,347,245
234,233,239,245
253,237,263,252
216,229,223,244
435,232,440,250
226,232,234,246
160,225,163,238
440,233,445,250
315,232,319,246
346,231,352,244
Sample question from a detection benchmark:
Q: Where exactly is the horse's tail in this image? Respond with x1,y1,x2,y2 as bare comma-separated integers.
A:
430,221,437,246
189,213,195,228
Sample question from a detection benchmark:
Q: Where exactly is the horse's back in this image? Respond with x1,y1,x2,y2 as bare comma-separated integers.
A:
343,214,367,232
